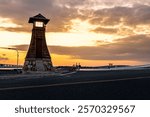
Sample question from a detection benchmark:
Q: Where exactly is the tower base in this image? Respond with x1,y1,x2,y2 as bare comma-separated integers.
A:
23,58,53,71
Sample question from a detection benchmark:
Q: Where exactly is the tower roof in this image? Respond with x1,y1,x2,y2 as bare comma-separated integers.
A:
28,13,50,24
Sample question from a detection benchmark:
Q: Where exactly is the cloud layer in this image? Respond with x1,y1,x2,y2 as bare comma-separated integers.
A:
1,0,150,64
14,34,150,62
0,0,150,34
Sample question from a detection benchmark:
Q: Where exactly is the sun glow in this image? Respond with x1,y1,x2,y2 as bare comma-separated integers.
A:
46,19,120,46
0,13,149,66
69,19,97,33
0,17,141,66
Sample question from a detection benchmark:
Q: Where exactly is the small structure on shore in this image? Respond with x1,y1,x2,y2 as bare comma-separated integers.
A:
23,14,53,71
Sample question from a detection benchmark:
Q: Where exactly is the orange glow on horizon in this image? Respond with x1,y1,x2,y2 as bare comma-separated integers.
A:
0,13,149,66
0,49,144,66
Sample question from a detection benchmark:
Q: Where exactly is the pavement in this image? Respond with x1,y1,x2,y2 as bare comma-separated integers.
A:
0,69,150,99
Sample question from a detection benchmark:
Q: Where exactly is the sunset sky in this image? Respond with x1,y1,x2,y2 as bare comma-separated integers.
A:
1,0,150,66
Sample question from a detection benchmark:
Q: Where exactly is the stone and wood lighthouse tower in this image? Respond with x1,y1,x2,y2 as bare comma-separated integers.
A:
23,13,53,71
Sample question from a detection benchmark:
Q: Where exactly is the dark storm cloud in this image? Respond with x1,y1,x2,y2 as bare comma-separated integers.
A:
13,34,150,62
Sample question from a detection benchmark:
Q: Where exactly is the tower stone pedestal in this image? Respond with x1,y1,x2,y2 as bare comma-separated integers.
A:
23,14,53,71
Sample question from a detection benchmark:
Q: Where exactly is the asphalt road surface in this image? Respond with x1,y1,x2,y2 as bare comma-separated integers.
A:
0,69,150,100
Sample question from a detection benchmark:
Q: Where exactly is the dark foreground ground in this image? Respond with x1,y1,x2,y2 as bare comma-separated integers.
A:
0,69,150,100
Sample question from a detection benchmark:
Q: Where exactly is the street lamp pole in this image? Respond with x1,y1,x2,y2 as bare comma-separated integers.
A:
0,47,19,70
8,48,19,70
16,49,19,70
